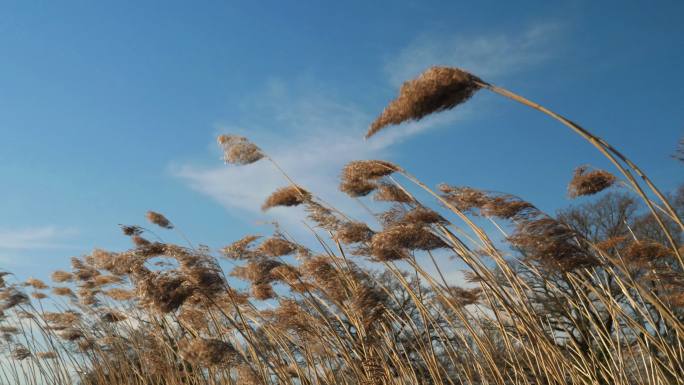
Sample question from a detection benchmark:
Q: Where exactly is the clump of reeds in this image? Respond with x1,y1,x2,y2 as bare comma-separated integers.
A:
0,64,682,385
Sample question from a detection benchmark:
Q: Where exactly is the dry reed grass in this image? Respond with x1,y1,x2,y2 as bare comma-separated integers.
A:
0,65,682,385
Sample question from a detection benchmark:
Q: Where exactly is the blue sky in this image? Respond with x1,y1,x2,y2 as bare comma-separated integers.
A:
0,1,682,281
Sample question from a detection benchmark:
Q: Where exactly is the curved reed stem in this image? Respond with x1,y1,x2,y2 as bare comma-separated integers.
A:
478,81,683,266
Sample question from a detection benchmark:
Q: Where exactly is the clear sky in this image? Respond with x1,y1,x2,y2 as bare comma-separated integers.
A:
1,1,682,281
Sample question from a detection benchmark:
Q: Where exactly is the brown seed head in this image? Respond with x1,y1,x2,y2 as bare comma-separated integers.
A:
270,264,302,284
2,290,29,310
445,286,481,307
509,217,597,271
594,236,628,253
221,235,262,260
299,256,351,301
373,183,414,203
100,310,127,323
232,259,284,285
31,292,47,299
91,249,117,271
132,235,151,247
146,211,174,229
305,201,342,231
340,160,399,197
335,222,375,244
251,283,276,300
25,278,48,290
11,346,31,360
0,326,18,334
36,351,58,360
625,241,672,263
262,185,311,211
120,225,143,236
135,271,193,313
568,166,616,198
481,196,538,220
52,287,75,297
401,207,447,225
367,66,482,138
43,311,81,327
217,135,264,165
103,288,136,301
258,237,297,257
370,224,446,261
59,327,84,341
439,185,488,213
93,274,123,287
350,284,387,331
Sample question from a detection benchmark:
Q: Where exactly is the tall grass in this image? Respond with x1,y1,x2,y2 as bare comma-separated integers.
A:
0,66,682,385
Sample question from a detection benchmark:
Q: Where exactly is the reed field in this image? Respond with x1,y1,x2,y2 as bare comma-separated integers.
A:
1,66,682,385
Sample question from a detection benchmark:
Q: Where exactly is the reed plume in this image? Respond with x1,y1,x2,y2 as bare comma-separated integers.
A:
568,166,617,197
367,66,482,138
340,160,398,197
217,134,265,165
262,185,311,210
145,211,174,229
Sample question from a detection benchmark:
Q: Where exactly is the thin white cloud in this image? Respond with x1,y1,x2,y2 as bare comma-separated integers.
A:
385,21,563,86
0,226,79,250
173,85,468,229
174,20,563,227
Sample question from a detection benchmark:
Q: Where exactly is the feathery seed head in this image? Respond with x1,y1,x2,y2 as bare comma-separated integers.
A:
25,278,48,290
335,222,375,244
270,264,301,284
221,235,262,260
120,225,143,236
262,185,311,211
373,182,414,203
132,235,152,247
340,160,399,197
59,327,84,341
568,166,616,198
232,259,284,285
217,135,264,165
370,224,446,261
258,237,298,257
93,274,123,287
367,66,482,138
37,351,58,360
439,185,488,213
100,310,127,323
1,290,29,310
146,211,174,229
401,207,447,225
251,283,276,300
481,196,538,220
11,346,31,360
52,287,75,297
305,201,342,231
509,217,597,271
103,288,136,301
625,241,672,263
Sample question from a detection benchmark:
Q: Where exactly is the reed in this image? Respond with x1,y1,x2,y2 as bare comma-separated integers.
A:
0,66,682,385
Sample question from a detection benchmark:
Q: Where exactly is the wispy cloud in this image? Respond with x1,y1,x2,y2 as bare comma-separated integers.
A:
0,226,79,250
174,20,563,224
0,226,80,268
385,21,563,86
173,84,467,229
